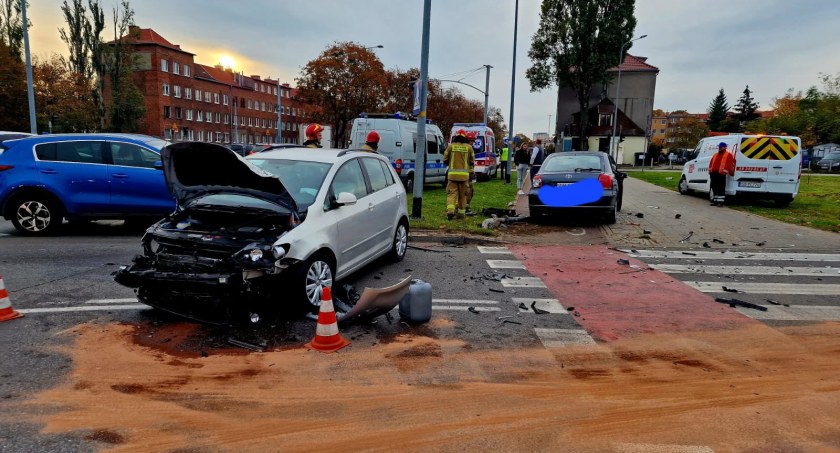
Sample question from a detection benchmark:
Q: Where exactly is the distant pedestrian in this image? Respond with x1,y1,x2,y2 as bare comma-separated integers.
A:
360,131,379,152
708,142,735,206
514,142,530,194
303,124,324,148
499,145,509,180
530,139,544,183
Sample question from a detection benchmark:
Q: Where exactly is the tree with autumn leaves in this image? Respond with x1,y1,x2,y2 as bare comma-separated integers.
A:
297,42,507,148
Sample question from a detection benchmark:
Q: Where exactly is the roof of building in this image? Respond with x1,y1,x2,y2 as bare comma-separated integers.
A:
129,27,195,55
609,54,659,73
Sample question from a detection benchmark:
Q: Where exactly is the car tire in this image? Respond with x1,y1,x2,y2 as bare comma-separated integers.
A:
774,196,793,208
678,176,690,195
388,220,409,262
604,204,617,224
529,205,544,218
10,194,63,236
296,252,335,310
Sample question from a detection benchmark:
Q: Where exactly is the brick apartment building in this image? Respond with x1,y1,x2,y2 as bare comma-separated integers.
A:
118,27,311,144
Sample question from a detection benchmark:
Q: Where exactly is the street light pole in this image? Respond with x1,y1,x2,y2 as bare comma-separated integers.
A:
482,65,491,127
276,80,283,144
411,0,432,219
610,34,647,163
21,0,36,134
506,0,519,185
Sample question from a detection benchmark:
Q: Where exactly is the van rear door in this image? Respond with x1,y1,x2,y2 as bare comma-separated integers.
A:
736,136,800,193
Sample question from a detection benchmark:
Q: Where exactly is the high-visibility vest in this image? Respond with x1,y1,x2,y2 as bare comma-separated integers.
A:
444,143,473,182
709,150,735,175
500,147,509,161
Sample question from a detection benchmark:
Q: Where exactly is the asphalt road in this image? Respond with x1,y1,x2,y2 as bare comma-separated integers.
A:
1,176,839,451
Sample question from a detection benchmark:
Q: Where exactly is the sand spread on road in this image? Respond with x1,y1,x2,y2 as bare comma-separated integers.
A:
29,319,840,452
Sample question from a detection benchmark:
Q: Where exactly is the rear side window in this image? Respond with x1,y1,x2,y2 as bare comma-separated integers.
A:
53,141,106,164
361,157,388,192
379,160,395,185
35,143,57,161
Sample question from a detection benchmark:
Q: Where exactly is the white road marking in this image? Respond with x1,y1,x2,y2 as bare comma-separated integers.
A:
513,298,568,314
624,250,840,262
566,228,586,236
85,298,139,304
501,277,546,288
686,281,840,295
477,246,512,254
650,264,840,277
17,304,148,314
486,259,526,269
0,233,9,237
735,305,840,321
433,306,501,312
534,328,596,348
433,299,499,305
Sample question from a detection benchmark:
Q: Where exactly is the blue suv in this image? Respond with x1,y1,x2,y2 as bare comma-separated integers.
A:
0,134,175,235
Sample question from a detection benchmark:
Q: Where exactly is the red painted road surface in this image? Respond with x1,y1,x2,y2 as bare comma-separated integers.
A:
510,245,758,342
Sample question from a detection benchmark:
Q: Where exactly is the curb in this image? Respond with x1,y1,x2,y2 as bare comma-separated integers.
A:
408,231,505,246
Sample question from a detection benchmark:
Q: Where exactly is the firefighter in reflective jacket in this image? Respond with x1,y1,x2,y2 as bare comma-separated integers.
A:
464,131,478,215
708,142,735,206
443,129,475,220
304,123,324,148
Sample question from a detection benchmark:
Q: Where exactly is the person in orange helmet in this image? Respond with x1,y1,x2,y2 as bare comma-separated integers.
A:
361,130,380,152
304,123,324,148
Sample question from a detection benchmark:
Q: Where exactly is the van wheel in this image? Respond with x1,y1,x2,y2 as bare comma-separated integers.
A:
774,196,793,208
678,177,690,195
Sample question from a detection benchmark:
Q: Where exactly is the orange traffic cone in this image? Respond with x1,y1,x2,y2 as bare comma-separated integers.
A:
306,286,350,353
0,275,23,323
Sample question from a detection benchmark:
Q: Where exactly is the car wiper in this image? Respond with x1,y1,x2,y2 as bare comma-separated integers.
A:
574,167,602,172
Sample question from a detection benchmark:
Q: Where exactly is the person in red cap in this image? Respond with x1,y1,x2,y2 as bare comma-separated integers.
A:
361,130,380,152
304,123,324,148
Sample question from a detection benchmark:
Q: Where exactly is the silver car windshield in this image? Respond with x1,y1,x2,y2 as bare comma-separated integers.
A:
248,159,333,210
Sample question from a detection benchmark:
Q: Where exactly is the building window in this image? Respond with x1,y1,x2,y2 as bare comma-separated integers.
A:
224,133,230,143
205,111,211,122
240,116,245,126
185,88,192,100
248,117,252,126
598,113,612,127
172,62,180,75
215,132,222,143
660,129,665,134
285,106,290,115
223,95,229,106
215,112,221,123
258,102,263,111
161,59,168,72
661,119,666,125
175,107,182,119
214,93,220,104
260,84,265,93
195,110,202,122
162,84,170,96
195,89,202,100
183,65,191,77
185,130,194,140
163,106,171,118
186,110,193,121
224,114,229,124
173,85,181,98
273,86,277,95
204,92,211,103
247,99,253,109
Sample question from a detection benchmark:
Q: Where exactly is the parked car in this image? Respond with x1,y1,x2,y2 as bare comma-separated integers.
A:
0,133,174,235
816,151,840,172
528,151,626,223
114,143,410,324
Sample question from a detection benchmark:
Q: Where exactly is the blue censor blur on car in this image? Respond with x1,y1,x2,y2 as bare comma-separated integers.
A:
0,133,174,235
528,151,626,224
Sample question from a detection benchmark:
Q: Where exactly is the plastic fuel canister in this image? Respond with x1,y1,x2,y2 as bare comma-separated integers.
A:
399,279,432,324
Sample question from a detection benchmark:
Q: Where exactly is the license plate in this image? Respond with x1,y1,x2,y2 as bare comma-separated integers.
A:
738,181,762,188
555,183,572,187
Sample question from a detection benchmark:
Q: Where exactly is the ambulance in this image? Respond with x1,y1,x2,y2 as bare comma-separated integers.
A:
348,113,447,191
678,134,802,206
449,123,498,180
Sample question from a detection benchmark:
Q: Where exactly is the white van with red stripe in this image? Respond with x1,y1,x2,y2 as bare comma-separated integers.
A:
678,134,802,207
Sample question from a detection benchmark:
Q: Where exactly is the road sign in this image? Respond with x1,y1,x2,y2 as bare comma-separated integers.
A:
503,137,509,145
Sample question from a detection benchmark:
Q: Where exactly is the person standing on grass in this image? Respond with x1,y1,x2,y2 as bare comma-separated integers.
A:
514,142,530,195
708,142,735,206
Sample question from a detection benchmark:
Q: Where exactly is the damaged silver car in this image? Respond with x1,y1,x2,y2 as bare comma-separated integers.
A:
114,142,409,323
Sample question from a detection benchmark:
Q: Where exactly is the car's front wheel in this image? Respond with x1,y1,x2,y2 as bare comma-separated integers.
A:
388,220,408,262
678,176,690,195
296,253,335,310
10,195,63,236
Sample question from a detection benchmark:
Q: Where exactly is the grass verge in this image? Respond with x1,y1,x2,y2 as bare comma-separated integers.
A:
626,170,840,233
407,176,519,235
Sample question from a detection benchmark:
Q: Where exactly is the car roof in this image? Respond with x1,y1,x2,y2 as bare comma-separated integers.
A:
248,147,389,164
2,133,167,149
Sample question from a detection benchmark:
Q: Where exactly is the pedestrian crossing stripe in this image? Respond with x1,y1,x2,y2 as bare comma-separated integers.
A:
624,250,840,262
735,305,840,321
686,281,840,295
649,264,840,277
740,136,799,160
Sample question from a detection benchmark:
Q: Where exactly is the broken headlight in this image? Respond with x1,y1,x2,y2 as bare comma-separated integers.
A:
272,244,289,259
249,249,263,262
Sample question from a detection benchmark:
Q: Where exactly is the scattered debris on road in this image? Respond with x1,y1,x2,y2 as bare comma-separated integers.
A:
407,245,449,253
766,299,790,307
468,307,480,314
617,259,630,265
489,288,505,293
715,297,768,312
712,238,725,244
681,251,697,256
518,302,528,311
702,242,711,248
227,338,266,353
675,214,682,219
502,319,522,325
635,213,644,218
530,301,549,315
722,286,741,293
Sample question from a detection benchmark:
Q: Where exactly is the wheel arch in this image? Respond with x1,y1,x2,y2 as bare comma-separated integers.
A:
2,187,66,220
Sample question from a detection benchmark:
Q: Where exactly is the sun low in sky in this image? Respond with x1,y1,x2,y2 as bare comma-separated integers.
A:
218,54,236,69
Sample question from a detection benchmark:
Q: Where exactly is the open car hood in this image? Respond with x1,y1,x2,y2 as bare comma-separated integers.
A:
162,142,297,211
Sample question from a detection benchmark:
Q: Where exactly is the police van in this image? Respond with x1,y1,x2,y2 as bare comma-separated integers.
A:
449,123,498,180
348,113,447,191
678,134,802,206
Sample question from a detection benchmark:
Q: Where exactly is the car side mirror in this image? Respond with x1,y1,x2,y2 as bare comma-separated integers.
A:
153,160,163,170
335,192,357,206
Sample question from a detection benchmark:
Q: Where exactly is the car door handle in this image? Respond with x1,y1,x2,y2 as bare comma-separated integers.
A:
39,169,57,174
111,173,129,179
368,203,375,211
772,166,783,169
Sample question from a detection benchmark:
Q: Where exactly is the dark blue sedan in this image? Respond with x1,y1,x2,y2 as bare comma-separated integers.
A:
0,133,174,235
